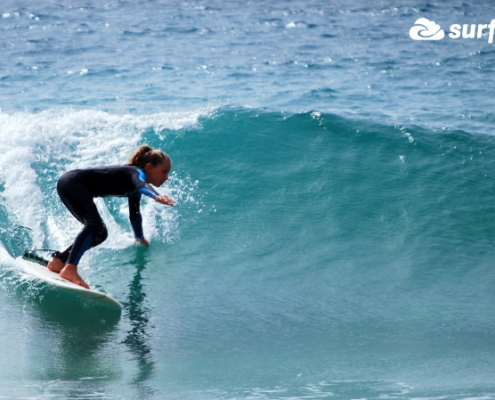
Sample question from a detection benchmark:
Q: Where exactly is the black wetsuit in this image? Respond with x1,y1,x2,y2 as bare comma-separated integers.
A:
54,166,159,266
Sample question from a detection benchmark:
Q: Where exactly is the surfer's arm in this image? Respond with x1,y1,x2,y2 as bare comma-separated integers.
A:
138,186,158,199
132,168,173,206
128,195,145,240
138,186,174,206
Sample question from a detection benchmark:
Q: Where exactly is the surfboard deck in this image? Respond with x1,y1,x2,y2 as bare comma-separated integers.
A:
16,256,122,309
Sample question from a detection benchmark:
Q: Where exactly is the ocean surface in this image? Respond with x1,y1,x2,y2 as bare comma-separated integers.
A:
1,0,495,399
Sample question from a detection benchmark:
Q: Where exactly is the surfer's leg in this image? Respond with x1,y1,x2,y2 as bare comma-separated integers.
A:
65,213,108,266
48,173,79,272
51,174,107,288
57,216,103,289
61,204,108,287
58,216,106,289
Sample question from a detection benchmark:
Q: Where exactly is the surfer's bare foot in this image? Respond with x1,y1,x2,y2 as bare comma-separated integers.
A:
47,257,64,273
59,264,90,289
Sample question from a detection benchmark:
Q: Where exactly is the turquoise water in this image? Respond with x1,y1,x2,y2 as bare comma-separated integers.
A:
1,1,495,399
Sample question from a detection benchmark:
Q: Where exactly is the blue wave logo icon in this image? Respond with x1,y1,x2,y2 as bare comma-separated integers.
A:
409,18,445,40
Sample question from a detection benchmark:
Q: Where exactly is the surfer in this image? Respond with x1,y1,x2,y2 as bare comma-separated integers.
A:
47,145,174,289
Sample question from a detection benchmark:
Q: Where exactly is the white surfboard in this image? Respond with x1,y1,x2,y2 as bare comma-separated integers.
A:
17,256,122,309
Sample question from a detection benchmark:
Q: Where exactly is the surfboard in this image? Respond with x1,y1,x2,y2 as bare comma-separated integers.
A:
17,255,122,309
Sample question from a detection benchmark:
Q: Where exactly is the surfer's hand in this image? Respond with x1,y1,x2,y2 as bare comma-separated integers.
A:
155,195,174,206
138,238,150,247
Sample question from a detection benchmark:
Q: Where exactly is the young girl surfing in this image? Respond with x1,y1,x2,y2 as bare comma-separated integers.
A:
47,145,174,289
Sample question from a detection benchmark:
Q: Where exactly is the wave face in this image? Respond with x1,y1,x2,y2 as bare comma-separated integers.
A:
2,0,495,398
2,107,495,399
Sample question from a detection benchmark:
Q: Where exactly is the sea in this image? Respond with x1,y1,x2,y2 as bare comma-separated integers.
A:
1,0,495,399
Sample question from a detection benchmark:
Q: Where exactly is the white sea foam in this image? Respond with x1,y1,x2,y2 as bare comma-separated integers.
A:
0,107,213,253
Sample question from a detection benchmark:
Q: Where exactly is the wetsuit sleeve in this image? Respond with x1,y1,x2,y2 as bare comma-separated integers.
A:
128,168,160,239
129,195,144,239
138,186,159,199
131,169,160,200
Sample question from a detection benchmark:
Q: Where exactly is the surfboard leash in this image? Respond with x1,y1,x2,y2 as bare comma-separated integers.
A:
13,226,57,267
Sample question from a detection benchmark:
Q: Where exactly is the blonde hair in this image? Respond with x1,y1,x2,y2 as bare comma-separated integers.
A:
127,145,171,169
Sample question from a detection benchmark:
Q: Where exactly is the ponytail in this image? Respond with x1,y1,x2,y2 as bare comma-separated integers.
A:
127,145,171,169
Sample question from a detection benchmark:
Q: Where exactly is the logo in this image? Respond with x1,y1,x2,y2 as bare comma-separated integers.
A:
409,18,445,40
410,18,495,43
